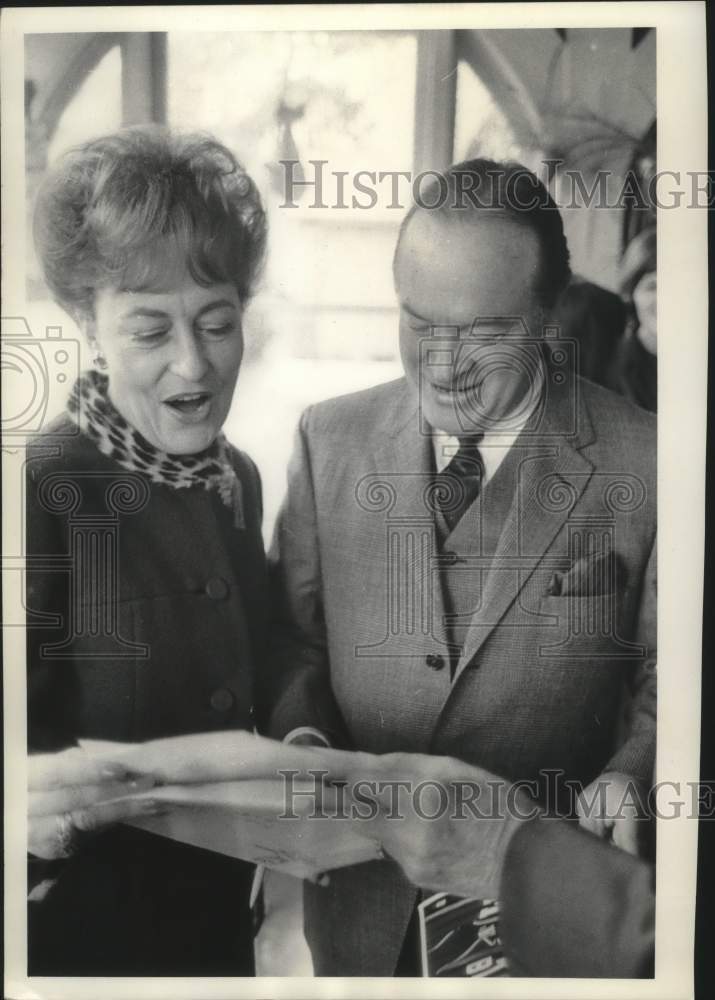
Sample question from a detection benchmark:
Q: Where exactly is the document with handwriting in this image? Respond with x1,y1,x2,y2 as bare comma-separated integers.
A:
80,732,382,878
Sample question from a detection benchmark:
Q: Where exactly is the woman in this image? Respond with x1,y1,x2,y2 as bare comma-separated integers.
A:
26,127,268,975
609,226,657,412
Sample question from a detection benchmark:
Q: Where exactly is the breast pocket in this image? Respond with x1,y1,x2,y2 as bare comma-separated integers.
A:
539,592,614,633
537,593,642,663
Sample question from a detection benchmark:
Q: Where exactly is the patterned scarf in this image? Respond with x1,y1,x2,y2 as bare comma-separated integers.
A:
67,369,244,527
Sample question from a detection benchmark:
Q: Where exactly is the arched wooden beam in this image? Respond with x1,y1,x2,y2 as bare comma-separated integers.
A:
455,29,545,151
31,32,124,140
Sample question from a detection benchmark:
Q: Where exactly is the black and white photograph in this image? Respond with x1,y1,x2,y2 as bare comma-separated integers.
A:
1,3,708,997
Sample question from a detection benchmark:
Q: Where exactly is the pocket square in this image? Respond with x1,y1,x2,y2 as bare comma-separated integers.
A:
548,551,622,598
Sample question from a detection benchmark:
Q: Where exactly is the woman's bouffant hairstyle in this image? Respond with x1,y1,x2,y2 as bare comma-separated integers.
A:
33,127,267,321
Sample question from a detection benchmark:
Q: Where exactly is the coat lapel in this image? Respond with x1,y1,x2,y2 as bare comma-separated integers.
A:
451,378,596,682
366,382,453,656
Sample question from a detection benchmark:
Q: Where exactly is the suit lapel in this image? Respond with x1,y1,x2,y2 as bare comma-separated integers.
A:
450,377,596,683
366,383,452,656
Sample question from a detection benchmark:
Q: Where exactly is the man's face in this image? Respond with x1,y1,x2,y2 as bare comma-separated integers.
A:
395,210,545,435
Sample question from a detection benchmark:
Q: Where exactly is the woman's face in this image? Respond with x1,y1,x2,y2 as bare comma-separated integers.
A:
90,272,244,454
632,270,657,354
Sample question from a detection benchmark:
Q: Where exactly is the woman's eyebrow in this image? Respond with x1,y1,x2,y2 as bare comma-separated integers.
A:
121,307,170,321
120,299,237,322
195,299,238,318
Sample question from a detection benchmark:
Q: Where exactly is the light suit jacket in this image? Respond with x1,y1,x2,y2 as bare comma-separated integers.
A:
265,374,656,976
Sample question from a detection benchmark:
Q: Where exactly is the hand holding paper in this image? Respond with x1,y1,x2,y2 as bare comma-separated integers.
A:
79,732,383,879
28,748,162,860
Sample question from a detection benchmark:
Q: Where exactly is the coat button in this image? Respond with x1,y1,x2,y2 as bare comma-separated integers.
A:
425,653,445,671
205,576,229,600
210,687,235,712
442,550,459,566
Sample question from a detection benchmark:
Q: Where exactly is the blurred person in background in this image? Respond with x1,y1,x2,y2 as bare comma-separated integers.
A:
553,276,627,390
26,127,267,975
611,227,657,412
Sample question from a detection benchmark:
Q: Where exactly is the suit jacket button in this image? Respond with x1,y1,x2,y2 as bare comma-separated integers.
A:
210,687,235,712
205,576,229,600
425,653,445,671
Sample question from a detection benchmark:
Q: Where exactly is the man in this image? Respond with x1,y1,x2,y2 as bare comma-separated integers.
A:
265,159,656,975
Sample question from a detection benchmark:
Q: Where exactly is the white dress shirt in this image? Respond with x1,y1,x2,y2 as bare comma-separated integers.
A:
431,365,545,483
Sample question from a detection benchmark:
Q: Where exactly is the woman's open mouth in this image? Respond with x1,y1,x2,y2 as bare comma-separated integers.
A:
163,391,213,421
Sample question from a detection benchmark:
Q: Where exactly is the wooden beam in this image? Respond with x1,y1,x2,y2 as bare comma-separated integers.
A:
33,33,123,140
412,31,458,175
456,30,544,152
120,32,167,126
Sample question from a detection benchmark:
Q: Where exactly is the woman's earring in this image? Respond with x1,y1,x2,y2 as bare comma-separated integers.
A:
91,346,108,370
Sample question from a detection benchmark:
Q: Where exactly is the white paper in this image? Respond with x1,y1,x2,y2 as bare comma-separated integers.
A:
79,734,383,878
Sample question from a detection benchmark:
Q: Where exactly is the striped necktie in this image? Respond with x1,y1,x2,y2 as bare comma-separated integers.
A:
437,434,485,534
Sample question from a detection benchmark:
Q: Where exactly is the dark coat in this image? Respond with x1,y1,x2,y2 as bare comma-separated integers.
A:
501,817,654,977
605,330,657,413
26,414,268,975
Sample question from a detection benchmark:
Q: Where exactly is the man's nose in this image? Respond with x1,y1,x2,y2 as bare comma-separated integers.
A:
170,327,209,381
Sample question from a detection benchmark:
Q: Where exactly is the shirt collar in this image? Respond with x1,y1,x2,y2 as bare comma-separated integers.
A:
431,362,545,481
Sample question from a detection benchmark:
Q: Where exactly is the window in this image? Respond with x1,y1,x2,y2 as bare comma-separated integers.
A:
168,31,417,532
25,38,123,304
454,59,533,165
47,45,122,163
168,31,417,360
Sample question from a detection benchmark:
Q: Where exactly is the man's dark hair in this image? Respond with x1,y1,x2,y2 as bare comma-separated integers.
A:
395,158,572,310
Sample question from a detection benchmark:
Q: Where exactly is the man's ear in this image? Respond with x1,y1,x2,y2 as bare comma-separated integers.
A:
535,302,554,336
